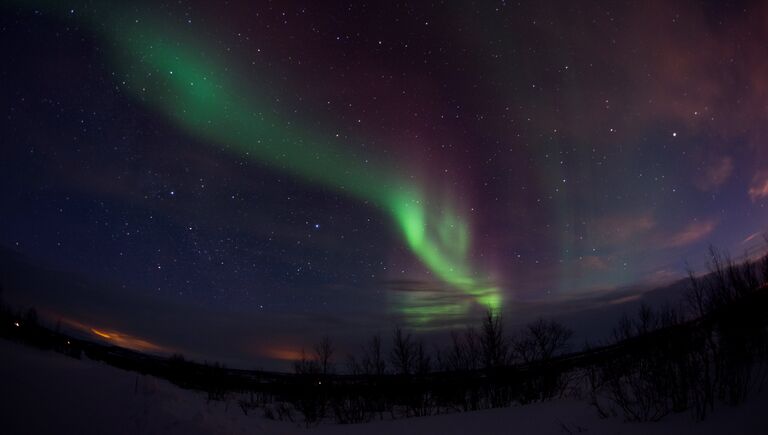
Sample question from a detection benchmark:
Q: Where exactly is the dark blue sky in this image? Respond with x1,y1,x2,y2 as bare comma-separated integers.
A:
1,0,767,368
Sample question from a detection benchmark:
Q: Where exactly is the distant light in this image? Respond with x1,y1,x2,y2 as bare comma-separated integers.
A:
672,132,677,137
314,223,320,229
14,322,20,327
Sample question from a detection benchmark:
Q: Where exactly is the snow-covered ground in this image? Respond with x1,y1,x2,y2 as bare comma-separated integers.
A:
1,339,766,434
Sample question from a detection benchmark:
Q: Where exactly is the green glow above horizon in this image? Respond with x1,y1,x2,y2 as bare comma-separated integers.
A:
33,5,503,323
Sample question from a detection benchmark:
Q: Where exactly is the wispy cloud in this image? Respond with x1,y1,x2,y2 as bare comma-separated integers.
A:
749,171,768,201
662,219,717,249
743,232,763,244
607,294,643,305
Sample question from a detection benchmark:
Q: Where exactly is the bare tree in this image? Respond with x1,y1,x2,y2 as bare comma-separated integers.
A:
726,253,755,297
740,256,760,291
295,337,335,376
706,245,732,309
390,327,416,375
314,336,335,376
686,265,708,319
657,303,682,328
762,257,768,288
635,304,657,336
414,339,431,375
612,313,634,343
350,334,387,376
761,236,768,286
516,317,573,363
440,331,463,372
366,334,387,376
294,348,320,375
291,337,334,426
464,327,480,371
480,309,509,369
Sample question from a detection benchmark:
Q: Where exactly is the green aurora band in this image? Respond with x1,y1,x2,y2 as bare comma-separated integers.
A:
29,3,502,323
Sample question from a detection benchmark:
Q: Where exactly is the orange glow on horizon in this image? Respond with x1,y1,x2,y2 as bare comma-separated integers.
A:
48,316,173,355
91,328,112,339
261,346,303,361
86,327,168,353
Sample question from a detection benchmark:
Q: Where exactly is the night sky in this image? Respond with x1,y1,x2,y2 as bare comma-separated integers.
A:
2,0,767,369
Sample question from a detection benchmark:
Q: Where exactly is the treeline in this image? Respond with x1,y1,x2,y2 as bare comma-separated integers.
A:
0,297,85,361
587,246,768,421
284,314,575,425
1,244,767,427
274,244,768,426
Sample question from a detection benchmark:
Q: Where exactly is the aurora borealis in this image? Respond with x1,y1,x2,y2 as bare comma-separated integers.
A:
1,0,768,367
104,11,503,322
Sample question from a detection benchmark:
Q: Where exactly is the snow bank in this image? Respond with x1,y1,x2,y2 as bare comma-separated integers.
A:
1,340,765,434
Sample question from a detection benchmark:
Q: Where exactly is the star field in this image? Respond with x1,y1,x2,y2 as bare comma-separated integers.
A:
1,0,767,366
